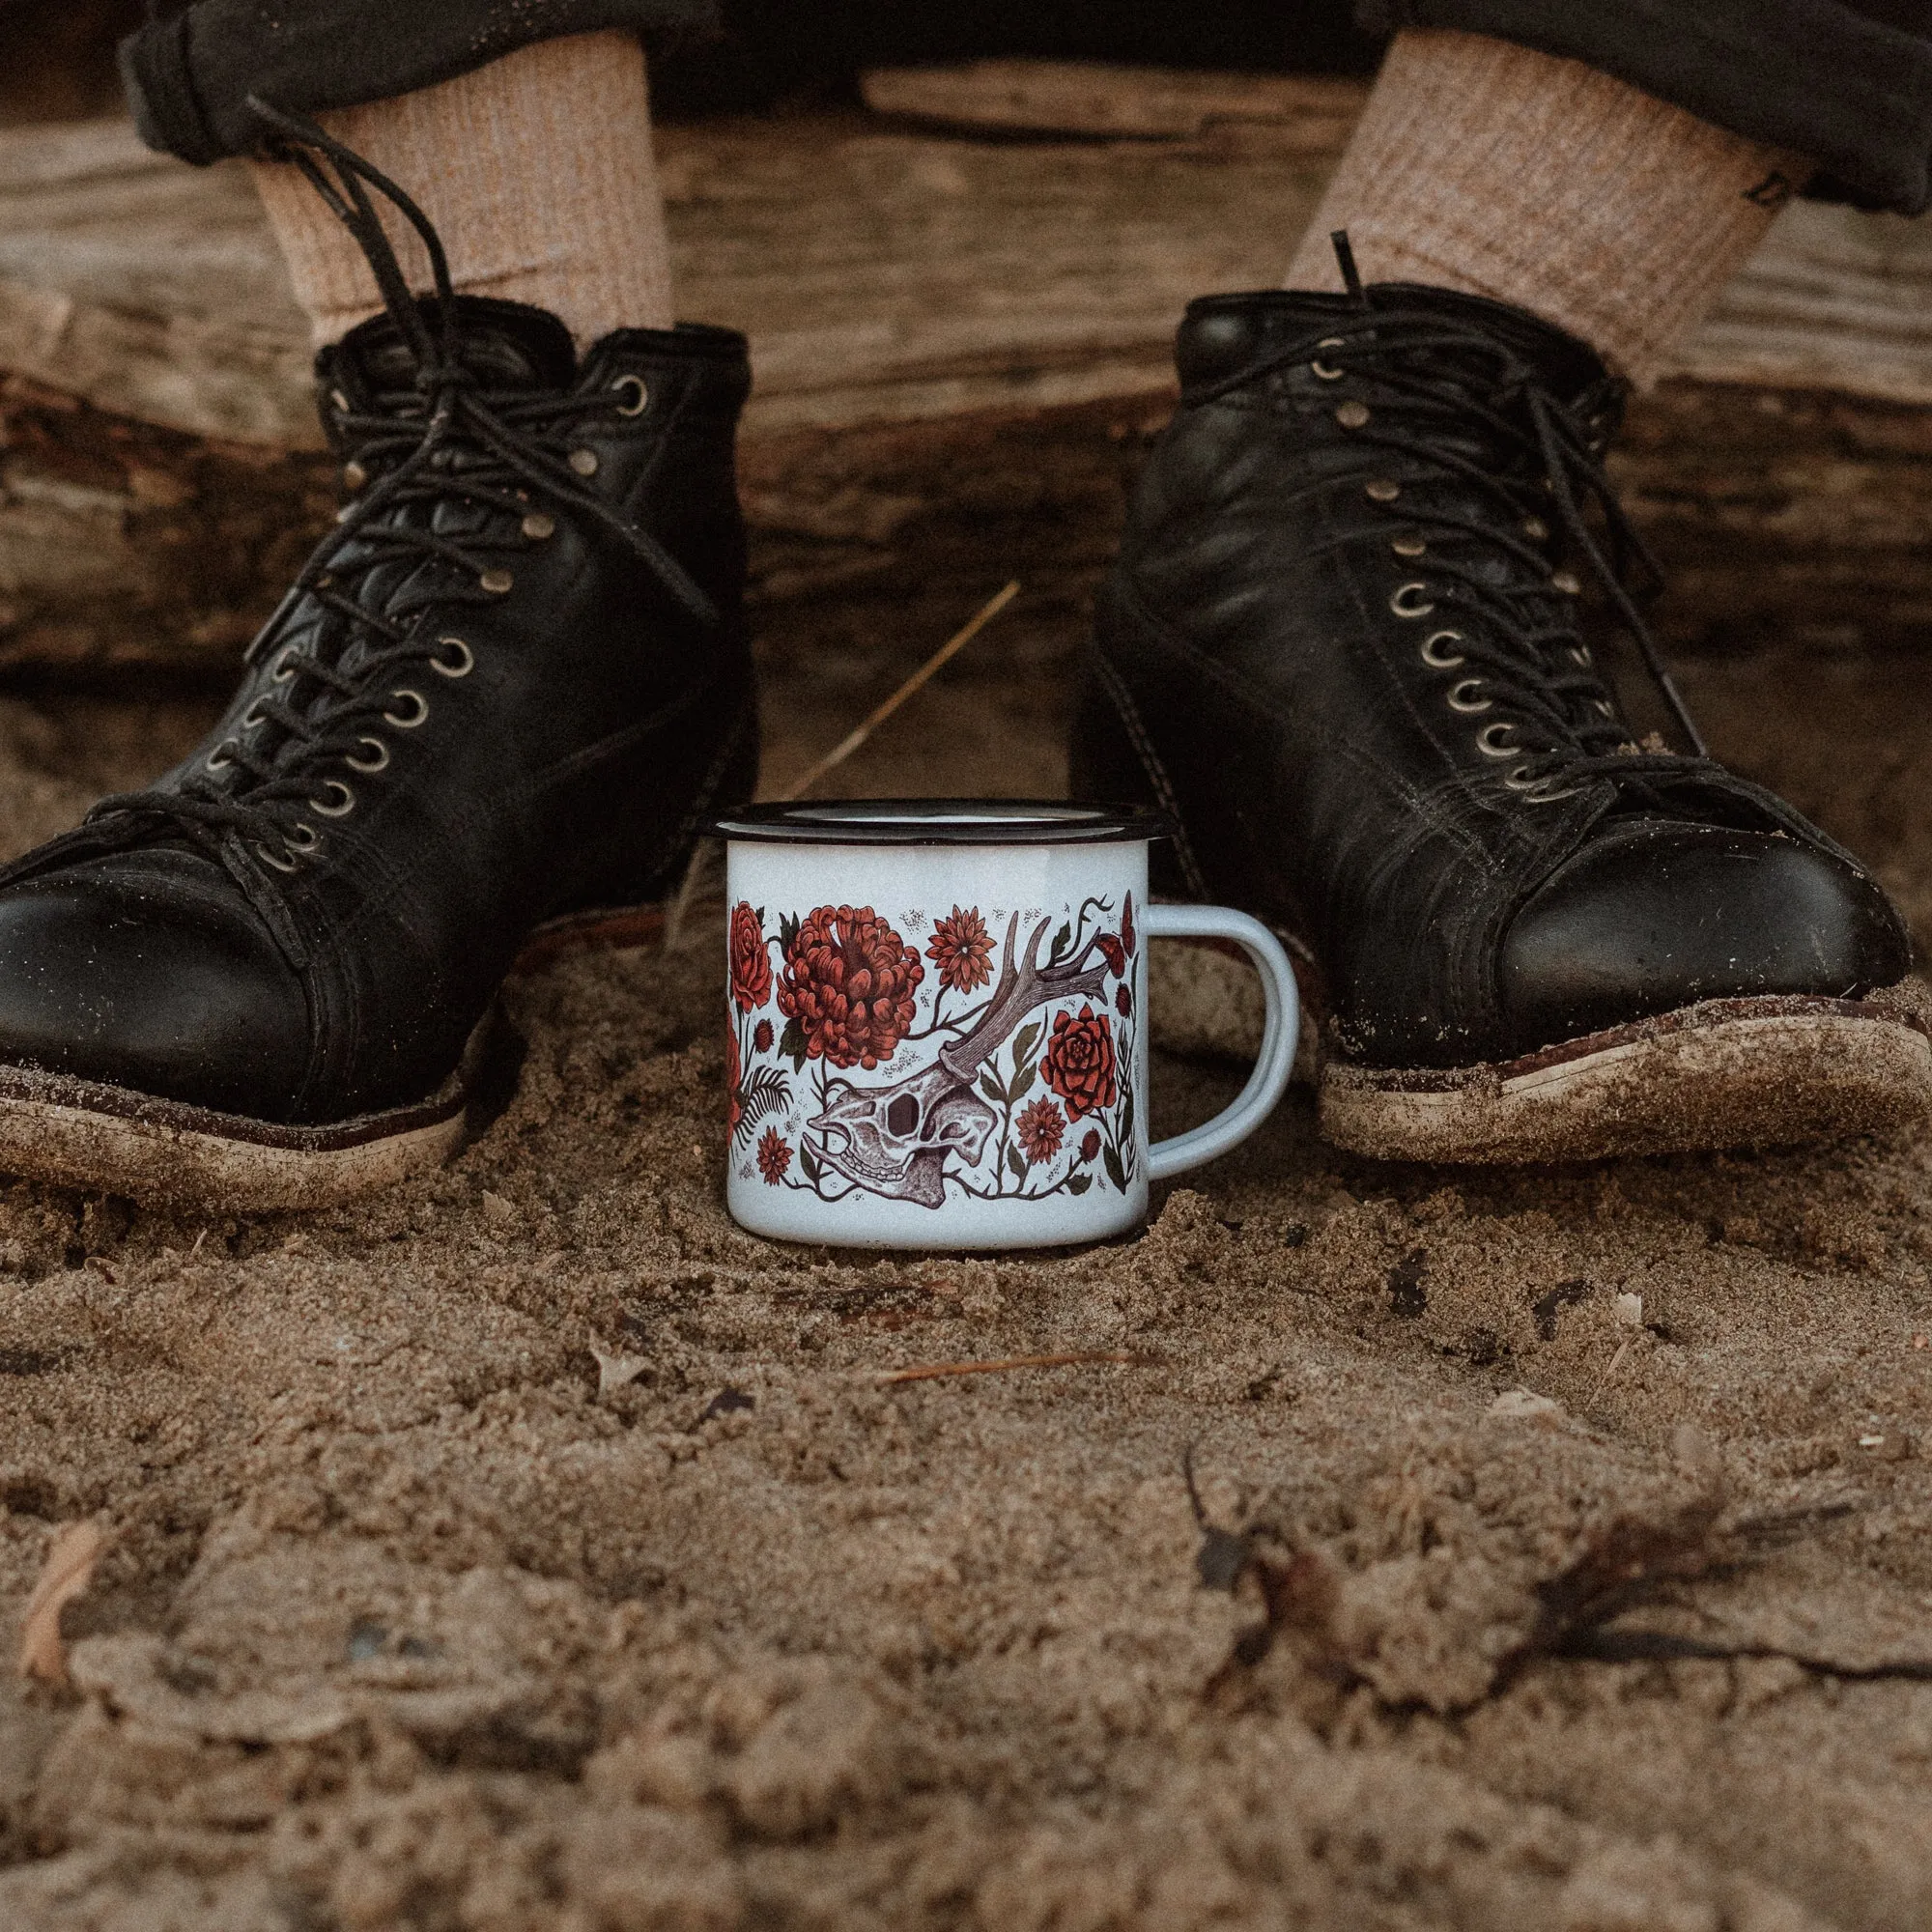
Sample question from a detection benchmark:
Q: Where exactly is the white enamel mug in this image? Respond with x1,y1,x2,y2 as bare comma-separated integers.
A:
710,801,1298,1250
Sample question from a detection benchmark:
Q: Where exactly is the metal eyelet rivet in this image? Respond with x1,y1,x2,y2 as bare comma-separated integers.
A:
1447,679,1492,714
1522,515,1548,543
1420,630,1465,668
206,742,236,773
384,690,430,728
343,460,368,492
1569,645,1592,667
346,736,389,773
611,374,649,416
1594,698,1615,718
1391,535,1427,558
522,512,555,542
1311,338,1347,381
1526,779,1585,805
1476,722,1520,758
256,841,299,874
310,781,355,818
1365,479,1401,503
480,567,514,595
271,649,299,683
1335,400,1371,430
242,701,269,729
569,448,600,478
1551,569,1582,595
329,389,351,415
432,638,474,678
1504,765,1540,790
286,823,322,854
1389,582,1435,619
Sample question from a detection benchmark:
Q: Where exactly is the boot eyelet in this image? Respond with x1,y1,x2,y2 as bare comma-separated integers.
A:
1550,569,1582,595
1365,479,1401,503
241,701,270,729
206,741,237,773
342,460,368,492
328,388,351,415
480,568,514,595
1569,645,1592,667
569,448,600,478
286,823,322,854
1310,338,1347,381
1335,400,1371,430
1447,679,1492,714
1391,535,1427,558
1503,764,1541,790
1476,722,1521,758
1525,779,1585,805
1593,698,1615,718
256,840,299,873
611,374,649,416
1522,516,1548,543
1389,582,1435,619
521,512,555,542
270,648,301,683
432,638,474,678
1420,630,1465,668
346,736,389,773
310,781,355,818
384,690,430,728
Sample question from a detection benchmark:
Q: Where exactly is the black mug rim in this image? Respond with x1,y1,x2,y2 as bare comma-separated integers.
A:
705,799,1171,847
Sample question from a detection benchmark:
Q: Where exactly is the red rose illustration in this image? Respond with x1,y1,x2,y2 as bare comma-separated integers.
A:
927,905,994,993
1015,1096,1065,1166
753,1018,775,1055
1115,981,1132,1017
777,904,925,1070
726,1026,743,1139
757,1126,792,1184
1044,1004,1119,1120
1079,1128,1101,1164
1096,933,1127,978
729,900,772,1012
1122,891,1137,956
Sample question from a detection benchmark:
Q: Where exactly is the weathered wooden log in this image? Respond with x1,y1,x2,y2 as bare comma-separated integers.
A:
4,74,1932,692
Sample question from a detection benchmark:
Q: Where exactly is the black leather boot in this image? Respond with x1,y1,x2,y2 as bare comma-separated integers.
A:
1075,270,1931,1161
0,119,755,1208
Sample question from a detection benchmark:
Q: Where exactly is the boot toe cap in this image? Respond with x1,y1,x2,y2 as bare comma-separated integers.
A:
1498,821,1911,1054
0,859,311,1120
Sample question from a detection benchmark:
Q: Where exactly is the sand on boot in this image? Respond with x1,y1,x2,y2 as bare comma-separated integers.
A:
2,639,1932,1929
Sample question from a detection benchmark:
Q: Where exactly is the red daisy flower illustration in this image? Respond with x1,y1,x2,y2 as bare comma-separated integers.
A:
777,904,925,1069
756,1126,792,1184
729,900,773,1012
1116,980,1132,1017
1079,1128,1101,1164
753,1017,775,1055
926,905,994,993
1015,1096,1065,1166
1096,933,1127,977
1043,1004,1119,1120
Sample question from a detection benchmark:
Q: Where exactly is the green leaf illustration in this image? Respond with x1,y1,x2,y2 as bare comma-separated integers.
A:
1007,1146,1028,1183
1121,1085,1135,1141
979,1069,1008,1107
1012,1020,1042,1065
1050,921,1072,963
1010,1065,1037,1101
1103,1145,1126,1192
799,1142,822,1183
1065,1173,1093,1196
778,911,801,952
779,1017,808,1071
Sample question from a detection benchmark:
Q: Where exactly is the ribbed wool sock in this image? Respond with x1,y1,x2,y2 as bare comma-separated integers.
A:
249,31,673,351
1285,30,1807,385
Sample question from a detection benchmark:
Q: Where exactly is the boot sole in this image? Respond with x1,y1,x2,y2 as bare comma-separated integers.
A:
1319,991,1932,1164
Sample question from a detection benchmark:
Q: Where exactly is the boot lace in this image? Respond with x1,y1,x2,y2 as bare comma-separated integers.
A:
80,101,714,882
1194,235,1712,809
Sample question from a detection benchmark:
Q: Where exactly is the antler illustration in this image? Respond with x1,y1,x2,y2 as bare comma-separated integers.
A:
938,914,1110,1082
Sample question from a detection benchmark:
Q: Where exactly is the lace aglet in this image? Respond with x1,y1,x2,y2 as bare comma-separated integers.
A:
1331,230,1367,306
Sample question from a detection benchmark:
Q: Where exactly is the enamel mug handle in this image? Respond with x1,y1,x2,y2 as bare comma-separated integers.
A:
1144,904,1299,1181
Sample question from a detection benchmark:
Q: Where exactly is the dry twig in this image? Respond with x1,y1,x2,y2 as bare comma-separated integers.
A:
877,1350,1142,1385
17,1520,107,1687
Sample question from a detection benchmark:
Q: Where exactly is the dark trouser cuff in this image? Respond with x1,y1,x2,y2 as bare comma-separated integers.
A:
1359,0,1932,215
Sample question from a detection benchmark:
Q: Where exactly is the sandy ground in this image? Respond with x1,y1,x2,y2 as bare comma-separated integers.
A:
4,616,1932,1930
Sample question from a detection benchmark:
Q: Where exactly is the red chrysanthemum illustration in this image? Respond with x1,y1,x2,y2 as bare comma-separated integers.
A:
1122,891,1137,957
777,904,925,1070
1115,980,1132,1017
1015,1096,1065,1166
753,1017,775,1055
1079,1128,1101,1164
757,1126,792,1184
1096,933,1127,978
1043,1004,1119,1120
729,900,773,1012
726,1026,743,1139
926,905,994,993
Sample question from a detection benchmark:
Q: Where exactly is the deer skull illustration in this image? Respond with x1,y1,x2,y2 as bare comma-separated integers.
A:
807,912,1111,1208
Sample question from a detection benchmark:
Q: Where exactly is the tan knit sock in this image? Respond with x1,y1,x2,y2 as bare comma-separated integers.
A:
250,31,673,352
1285,30,1807,385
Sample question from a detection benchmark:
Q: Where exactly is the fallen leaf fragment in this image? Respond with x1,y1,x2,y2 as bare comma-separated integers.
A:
1487,1388,1564,1422
18,1520,108,1687
591,1348,651,1397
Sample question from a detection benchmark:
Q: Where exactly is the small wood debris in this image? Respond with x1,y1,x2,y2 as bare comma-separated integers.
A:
1614,1293,1644,1327
1488,1388,1564,1421
590,1348,651,1398
480,1190,517,1225
17,1520,107,1687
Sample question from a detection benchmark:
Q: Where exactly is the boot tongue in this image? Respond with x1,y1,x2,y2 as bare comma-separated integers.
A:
326,295,578,404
